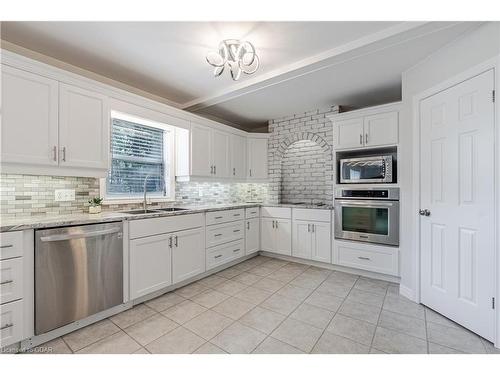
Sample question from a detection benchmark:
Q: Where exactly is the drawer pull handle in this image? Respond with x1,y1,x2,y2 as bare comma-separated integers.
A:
0,280,14,286
233,229,240,233
214,254,223,259
358,256,371,261
214,234,222,237
0,244,13,249
233,214,240,216
0,323,13,330
233,249,240,253
215,216,223,219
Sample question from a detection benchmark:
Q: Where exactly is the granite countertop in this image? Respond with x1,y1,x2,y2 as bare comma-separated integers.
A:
0,202,333,232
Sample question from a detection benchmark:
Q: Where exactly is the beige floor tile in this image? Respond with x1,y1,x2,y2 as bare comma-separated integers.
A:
63,319,120,352
77,332,141,354
378,310,426,339
267,268,302,283
305,291,344,312
425,307,460,329
386,284,400,296
175,281,210,299
211,322,266,354
193,342,227,354
280,262,309,273
248,265,277,277
239,306,286,334
372,327,427,354
289,303,335,329
231,261,255,272
232,272,263,285
345,288,385,308
301,267,331,281
326,271,359,287
217,266,245,279
161,300,207,324
428,342,465,354
252,337,305,354
370,348,388,354
146,326,205,354
110,304,157,329
145,292,186,312
212,297,256,320
383,295,425,320
275,284,313,301
290,273,328,289
312,332,370,354
260,294,302,315
481,339,500,354
326,314,376,346
198,274,227,288
213,280,248,296
338,300,381,324
234,286,272,304
252,277,286,293
124,314,179,346
133,347,150,354
353,277,389,296
262,258,289,269
191,289,231,308
30,338,72,354
271,318,323,353
315,280,352,298
426,322,486,353
184,310,234,340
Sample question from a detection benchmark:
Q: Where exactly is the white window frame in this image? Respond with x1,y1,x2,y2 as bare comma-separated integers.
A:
100,110,176,204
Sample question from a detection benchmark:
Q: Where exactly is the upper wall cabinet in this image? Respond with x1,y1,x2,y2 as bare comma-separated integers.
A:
1,65,110,177
231,134,247,179
247,137,268,180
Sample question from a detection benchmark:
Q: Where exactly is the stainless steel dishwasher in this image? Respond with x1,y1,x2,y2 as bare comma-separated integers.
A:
35,222,123,335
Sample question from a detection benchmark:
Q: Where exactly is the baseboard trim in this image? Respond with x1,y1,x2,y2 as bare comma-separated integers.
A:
399,284,416,302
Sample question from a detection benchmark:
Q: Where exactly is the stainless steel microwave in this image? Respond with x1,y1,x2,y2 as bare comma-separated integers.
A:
339,155,393,184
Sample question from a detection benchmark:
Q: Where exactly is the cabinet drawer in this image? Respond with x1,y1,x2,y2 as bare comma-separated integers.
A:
206,239,244,270
129,213,204,239
293,208,331,222
261,207,291,219
0,299,23,348
335,241,399,276
206,221,244,248
206,209,244,226
0,231,23,260
245,207,260,219
0,258,23,304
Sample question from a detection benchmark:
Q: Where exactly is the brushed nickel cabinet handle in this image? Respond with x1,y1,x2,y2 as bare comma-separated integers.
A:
233,249,240,253
174,235,178,247
307,224,310,232
0,280,14,285
233,229,240,233
0,244,13,249
365,133,368,144
215,216,223,219
214,254,223,259
168,236,173,248
214,233,222,237
358,256,371,261
360,134,363,145
53,146,57,161
214,165,216,175
247,221,250,230
0,323,13,330
61,146,66,162
233,167,235,176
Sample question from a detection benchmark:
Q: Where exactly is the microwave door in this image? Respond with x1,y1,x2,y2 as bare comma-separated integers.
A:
341,159,386,183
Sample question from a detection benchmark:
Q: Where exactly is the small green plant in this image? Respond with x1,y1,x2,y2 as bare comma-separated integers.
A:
88,197,104,207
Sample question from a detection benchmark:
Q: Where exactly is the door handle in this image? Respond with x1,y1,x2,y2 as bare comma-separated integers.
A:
174,235,178,247
419,209,431,216
168,236,173,248
249,169,252,177
61,146,66,162
360,134,363,145
365,133,368,144
247,221,250,230
214,165,216,175
312,224,315,233
52,146,57,162
275,221,278,229
233,167,236,176
272,220,275,229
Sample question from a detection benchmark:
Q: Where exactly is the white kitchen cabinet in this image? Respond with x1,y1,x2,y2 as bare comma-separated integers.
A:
247,137,268,180
311,222,331,263
190,123,213,177
260,218,275,253
1,65,59,167
292,220,331,263
129,234,172,300
172,227,205,284
292,221,311,260
364,112,398,147
0,300,23,348
59,84,109,169
212,130,230,178
231,134,247,179
333,118,365,150
245,217,260,255
260,217,291,256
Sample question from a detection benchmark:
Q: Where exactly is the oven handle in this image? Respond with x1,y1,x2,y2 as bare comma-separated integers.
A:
40,227,121,242
335,200,397,208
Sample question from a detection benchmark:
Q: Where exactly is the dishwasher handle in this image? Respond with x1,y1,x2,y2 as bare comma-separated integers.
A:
40,227,121,242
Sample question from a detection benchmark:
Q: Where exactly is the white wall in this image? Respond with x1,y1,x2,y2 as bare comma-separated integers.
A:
399,22,500,297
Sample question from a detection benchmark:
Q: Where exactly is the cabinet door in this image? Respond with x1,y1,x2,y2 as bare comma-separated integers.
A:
260,218,275,252
1,66,59,166
59,83,109,169
172,228,205,284
231,134,247,179
247,138,268,179
130,234,172,300
364,111,398,147
275,219,292,256
311,222,331,263
190,123,212,176
292,221,312,260
245,218,260,255
333,118,364,150
212,130,230,178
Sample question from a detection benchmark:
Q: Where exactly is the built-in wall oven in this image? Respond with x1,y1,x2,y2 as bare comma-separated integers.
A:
334,187,399,246
339,155,393,184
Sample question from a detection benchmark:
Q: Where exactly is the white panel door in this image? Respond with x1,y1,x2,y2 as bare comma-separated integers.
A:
275,219,292,256
420,70,495,340
129,234,172,300
1,66,59,166
59,83,109,169
292,221,312,260
212,130,230,178
245,218,260,255
333,118,364,150
190,123,212,177
364,111,399,147
172,228,205,284
231,134,247,179
260,218,275,252
311,222,331,263
247,138,268,179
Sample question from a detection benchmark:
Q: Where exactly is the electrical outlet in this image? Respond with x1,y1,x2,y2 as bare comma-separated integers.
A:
55,189,75,202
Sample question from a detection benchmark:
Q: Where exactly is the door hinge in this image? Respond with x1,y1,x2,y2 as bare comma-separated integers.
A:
493,297,496,310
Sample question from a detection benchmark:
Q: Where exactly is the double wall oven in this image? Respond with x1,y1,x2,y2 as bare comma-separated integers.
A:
334,187,399,246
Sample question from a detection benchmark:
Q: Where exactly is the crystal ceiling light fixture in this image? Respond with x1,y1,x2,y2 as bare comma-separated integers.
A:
206,39,260,81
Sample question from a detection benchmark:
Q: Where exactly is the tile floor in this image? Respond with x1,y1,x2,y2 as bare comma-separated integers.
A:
29,256,500,354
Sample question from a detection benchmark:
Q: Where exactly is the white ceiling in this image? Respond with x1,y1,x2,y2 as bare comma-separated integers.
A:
1,21,482,130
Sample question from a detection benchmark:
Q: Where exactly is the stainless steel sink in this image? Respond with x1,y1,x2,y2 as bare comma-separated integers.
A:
154,207,189,212
122,209,161,215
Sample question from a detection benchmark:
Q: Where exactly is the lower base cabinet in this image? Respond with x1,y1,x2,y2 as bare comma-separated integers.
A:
261,217,291,256
172,228,205,284
245,218,260,255
292,220,331,263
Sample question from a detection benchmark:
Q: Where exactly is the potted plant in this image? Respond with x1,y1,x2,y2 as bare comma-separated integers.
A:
88,197,104,214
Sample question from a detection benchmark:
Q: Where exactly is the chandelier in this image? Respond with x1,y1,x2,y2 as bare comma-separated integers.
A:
206,39,259,81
